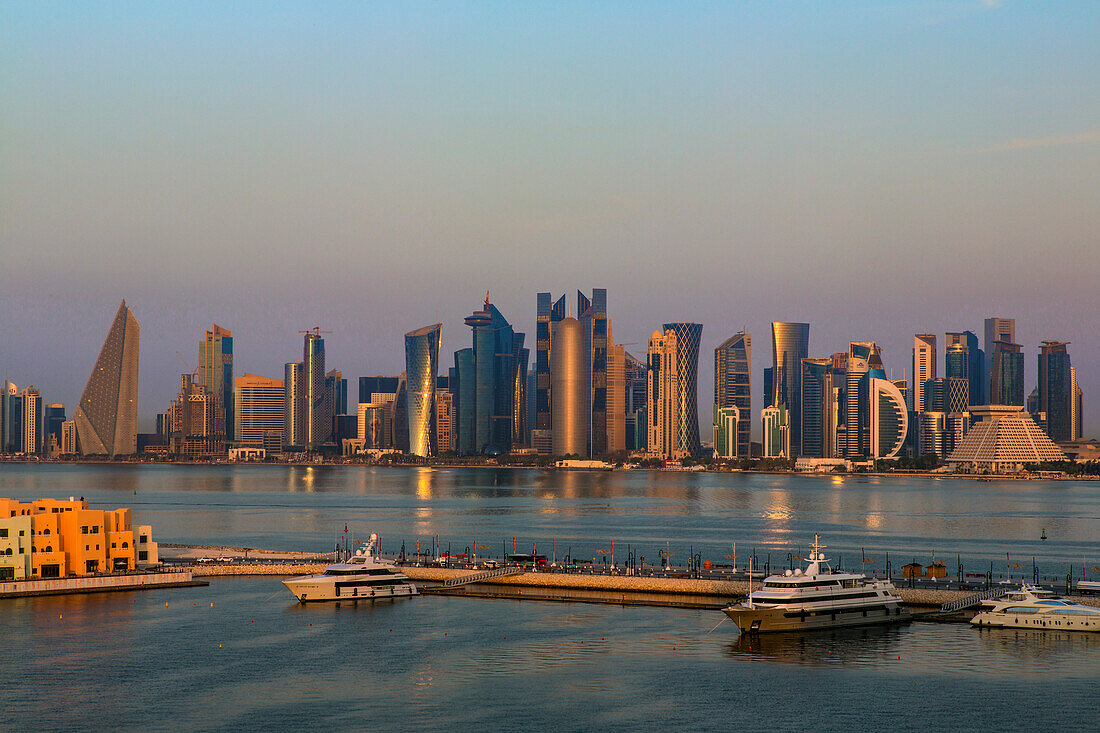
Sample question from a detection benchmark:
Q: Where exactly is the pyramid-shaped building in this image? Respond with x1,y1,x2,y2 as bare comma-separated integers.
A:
947,406,1065,473
73,300,140,456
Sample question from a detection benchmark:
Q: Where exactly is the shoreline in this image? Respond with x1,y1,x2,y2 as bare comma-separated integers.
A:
1,459,1095,481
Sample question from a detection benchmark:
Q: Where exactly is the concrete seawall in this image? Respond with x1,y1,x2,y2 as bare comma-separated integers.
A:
191,563,1100,609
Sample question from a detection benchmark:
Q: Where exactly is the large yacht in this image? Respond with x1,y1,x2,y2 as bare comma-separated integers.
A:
972,585,1100,632
283,534,418,603
723,535,909,634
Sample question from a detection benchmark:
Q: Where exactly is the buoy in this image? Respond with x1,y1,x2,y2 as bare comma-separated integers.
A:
444,632,447,636
210,602,214,608
165,602,168,607
673,646,676,650
219,644,222,648
59,614,62,619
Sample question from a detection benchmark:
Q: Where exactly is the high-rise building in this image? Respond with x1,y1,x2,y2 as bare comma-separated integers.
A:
358,376,401,405
761,404,789,459
404,324,442,457
357,403,389,448
990,340,1024,406
918,411,947,460
666,323,702,457
625,351,648,417
770,322,809,456
713,405,740,459
646,324,702,459
234,373,285,449
453,295,526,455
923,378,969,415
73,300,140,456
534,292,566,435
844,341,884,458
868,378,908,459
577,289,609,456
284,362,306,448
435,385,454,453
714,332,751,458
911,334,936,413
945,331,982,407
1038,341,1072,442
799,358,833,458
606,339,626,454
44,404,66,454
198,324,233,442
61,420,78,454
1070,367,1083,441
0,382,20,453
18,387,42,455
168,373,219,455
551,317,587,456
984,318,1015,405
302,332,330,448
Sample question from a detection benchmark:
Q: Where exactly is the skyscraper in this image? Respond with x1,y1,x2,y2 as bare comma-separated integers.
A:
984,318,1015,405
844,341,883,458
714,331,751,458
945,331,981,407
302,331,330,448
404,323,442,457
1038,341,1072,442
0,382,20,453
44,404,66,454
771,322,809,456
534,292,566,435
869,378,908,459
800,358,833,458
1071,367,1083,441
713,405,740,459
234,373,285,449
198,324,233,442
73,300,140,456
761,404,789,459
551,317,586,456
990,340,1024,406
923,377,969,415
912,334,936,413
453,295,526,455
606,338,625,454
284,362,306,447
646,324,702,459
20,387,42,455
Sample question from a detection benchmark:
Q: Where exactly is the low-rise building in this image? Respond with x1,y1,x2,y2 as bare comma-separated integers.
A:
0,497,158,579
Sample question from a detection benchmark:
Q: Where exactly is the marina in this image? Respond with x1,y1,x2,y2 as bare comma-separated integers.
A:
1,465,1097,730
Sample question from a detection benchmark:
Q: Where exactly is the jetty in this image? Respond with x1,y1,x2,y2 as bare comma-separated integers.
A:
0,570,207,599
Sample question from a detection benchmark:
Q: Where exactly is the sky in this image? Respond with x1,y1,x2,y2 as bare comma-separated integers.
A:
2,1,1098,437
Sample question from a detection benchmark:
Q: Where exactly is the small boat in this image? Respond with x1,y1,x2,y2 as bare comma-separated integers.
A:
283,533,418,603
972,584,1100,632
722,535,909,634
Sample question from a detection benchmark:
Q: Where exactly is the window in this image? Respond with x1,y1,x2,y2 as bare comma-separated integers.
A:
81,526,88,534
138,551,148,561
92,526,100,534
111,543,116,549
0,529,6,538
139,535,148,544
122,542,129,548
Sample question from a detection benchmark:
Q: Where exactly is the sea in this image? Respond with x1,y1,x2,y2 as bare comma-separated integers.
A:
1,465,1097,731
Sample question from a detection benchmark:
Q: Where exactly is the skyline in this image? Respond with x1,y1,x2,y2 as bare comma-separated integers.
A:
2,2,1098,431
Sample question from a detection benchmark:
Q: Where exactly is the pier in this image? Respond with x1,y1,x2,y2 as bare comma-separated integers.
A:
0,570,207,599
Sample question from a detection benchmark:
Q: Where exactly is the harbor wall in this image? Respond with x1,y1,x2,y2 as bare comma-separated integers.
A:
0,571,200,598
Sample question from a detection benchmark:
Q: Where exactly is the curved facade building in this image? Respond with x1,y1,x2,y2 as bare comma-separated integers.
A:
663,322,703,457
869,378,908,459
303,333,329,448
770,322,809,456
405,323,442,457
551,318,586,456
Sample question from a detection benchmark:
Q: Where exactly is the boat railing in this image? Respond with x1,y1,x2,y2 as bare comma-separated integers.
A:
941,586,1010,612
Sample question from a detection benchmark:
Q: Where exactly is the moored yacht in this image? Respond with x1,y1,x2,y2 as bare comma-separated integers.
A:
972,585,1100,632
723,535,909,634
283,533,418,603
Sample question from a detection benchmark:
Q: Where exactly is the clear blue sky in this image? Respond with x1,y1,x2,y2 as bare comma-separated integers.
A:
2,2,1098,435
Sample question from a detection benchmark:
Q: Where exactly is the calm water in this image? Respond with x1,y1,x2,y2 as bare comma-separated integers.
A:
2,465,1098,730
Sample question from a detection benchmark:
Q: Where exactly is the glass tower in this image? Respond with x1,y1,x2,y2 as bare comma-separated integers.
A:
714,331,751,457
1038,341,1072,442
800,358,832,458
404,323,442,457
199,324,233,442
990,341,1024,406
771,322,810,456
73,300,140,456
663,322,703,457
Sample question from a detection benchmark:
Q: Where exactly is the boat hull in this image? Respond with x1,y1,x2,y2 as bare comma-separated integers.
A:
724,603,910,634
283,578,419,603
972,611,1100,632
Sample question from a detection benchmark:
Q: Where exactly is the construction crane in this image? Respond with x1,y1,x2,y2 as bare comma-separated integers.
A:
298,327,333,336
176,351,197,377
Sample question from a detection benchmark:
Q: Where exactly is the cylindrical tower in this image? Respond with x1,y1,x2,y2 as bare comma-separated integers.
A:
551,318,587,456
404,323,442,457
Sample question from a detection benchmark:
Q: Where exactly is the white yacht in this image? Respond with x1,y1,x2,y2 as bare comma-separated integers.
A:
723,535,909,634
283,534,418,603
972,585,1100,632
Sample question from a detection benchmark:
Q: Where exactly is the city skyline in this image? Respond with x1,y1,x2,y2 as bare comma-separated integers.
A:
1,3,1097,434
